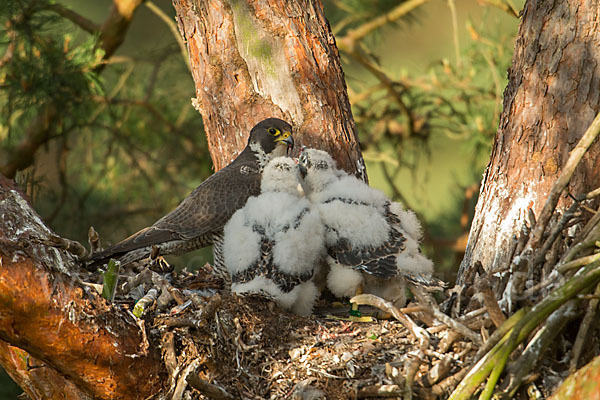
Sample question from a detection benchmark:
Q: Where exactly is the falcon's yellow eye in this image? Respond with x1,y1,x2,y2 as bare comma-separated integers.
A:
268,127,280,136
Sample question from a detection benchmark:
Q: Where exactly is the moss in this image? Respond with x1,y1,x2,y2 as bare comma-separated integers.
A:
228,0,277,78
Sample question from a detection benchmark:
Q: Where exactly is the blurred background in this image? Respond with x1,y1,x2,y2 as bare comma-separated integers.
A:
0,0,522,395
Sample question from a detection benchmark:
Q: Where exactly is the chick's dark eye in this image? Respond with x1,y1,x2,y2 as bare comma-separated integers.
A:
268,127,279,135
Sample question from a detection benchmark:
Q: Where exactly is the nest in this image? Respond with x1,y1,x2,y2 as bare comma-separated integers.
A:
90,260,500,399
85,185,600,400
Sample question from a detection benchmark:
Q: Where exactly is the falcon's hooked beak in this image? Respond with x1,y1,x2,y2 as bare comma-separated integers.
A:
275,131,294,156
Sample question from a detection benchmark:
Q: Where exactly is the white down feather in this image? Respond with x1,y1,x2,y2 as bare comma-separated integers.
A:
223,156,325,315
319,201,390,248
232,277,319,316
223,210,262,275
389,201,423,241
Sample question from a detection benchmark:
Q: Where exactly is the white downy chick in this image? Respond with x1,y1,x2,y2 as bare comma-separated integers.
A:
223,156,325,315
298,148,441,308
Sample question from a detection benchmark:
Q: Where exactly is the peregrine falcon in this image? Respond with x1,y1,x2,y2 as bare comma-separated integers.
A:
87,118,294,271
222,157,325,315
298,148,441,308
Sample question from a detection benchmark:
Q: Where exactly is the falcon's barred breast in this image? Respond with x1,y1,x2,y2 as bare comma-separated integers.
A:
298,148,441,308
223,157,325,315
87,118,294,271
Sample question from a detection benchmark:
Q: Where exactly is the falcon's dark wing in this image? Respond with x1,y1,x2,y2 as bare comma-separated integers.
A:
88,161,261,266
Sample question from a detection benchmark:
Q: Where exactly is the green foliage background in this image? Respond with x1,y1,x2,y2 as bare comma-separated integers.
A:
0,0,522,395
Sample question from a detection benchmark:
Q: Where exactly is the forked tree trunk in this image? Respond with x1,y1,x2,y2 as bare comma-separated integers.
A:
171,0,366,179
458,0,600,289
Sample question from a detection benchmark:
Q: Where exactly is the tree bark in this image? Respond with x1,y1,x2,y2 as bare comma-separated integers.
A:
172,0,366,179
0,181,165,399
458,0,600,285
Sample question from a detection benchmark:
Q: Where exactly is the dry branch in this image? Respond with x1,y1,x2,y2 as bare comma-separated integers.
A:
450,259,600,400
570,283,600,372
0,182,164,399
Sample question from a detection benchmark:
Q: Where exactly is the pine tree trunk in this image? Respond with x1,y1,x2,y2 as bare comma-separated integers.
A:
458,0,600,288
171,0,366,179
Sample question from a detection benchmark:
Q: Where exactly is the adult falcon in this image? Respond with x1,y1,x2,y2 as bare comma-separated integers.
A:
87,118,294,271
223,157,325,315
298,148,442,309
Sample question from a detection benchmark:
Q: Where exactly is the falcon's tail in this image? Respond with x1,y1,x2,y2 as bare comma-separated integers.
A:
85,226,164,270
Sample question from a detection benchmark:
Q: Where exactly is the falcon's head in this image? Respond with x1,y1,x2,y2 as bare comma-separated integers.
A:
297,148,339,193
261,156,303,195
248,118,294,158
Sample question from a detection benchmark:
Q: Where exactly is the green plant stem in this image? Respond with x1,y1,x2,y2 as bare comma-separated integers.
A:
474,307,527,362
451,259,600,400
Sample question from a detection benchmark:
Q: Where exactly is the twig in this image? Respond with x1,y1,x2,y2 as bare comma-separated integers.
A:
526,110,600,251
424,354,453,386
44,2,100,33
307,368,345,379
88,226,101,255
437,329,461,353
151,271,186,308
431,366,469,397
450,259,600,400
351,293,429,397
145,1,191,73
477,0,519,17
173,359,202,400
121,268,152,294
561,207,600,263
357,384,403,398
411,285,482,345
504,301,578,397
557,252,600,274
351,294,429,344
570,282,600,373
161,331,177,379
533,201,580,267
586,187,600,199
477,279,506,328
447,0,461,68
41,234,88,259
340,0,428,48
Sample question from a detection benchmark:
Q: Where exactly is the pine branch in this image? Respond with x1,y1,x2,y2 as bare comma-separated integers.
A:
339,0,429,50
0,0,144,178
44,2,100,33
